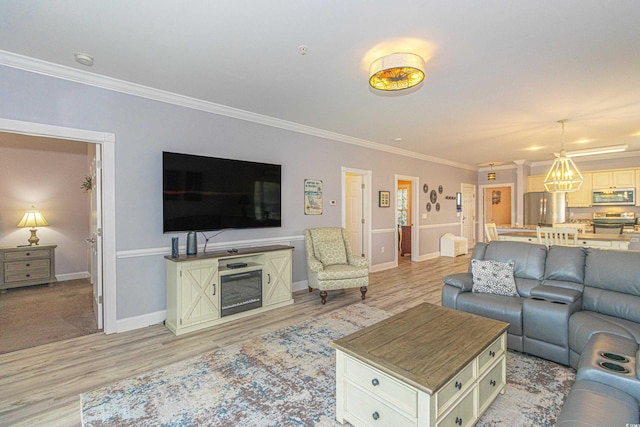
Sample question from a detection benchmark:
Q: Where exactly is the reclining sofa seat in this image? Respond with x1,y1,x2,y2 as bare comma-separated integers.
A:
442,241,586,362
569,248,640,367
443,241,640,425
442,241,547,352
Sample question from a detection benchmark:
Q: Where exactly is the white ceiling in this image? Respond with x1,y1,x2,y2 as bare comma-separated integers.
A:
1,0,639,168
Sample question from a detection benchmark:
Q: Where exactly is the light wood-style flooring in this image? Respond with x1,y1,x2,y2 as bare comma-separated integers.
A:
0,254,470,426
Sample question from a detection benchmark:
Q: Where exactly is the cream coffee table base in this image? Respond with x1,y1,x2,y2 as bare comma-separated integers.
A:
333,303,509,427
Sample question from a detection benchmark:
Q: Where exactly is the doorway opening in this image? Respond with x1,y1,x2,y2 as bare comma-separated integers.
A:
461,183,477,248
395,175,419,264
397,180,412,261
479,184,514,242
0,118,116,337
342,167,372,259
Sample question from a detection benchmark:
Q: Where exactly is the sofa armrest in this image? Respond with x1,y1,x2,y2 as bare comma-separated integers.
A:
529,285,582,303
348,255,369,268
443,273,474,292
306,255,324,272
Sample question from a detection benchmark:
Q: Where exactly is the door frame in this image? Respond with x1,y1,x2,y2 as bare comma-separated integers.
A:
341,167,372,261
395,174,419,264
478,182,515,242
0,118,117,334
461,183,477,247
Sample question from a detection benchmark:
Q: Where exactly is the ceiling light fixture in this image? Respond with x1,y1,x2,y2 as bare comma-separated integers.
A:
74,52,94,67
544,119,583,193
369,53,425,91
563,144,628,158
487,163,496,181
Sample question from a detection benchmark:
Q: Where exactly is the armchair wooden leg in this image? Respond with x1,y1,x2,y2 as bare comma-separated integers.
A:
308,286,313,292
320,291,328,305
360,286,367,300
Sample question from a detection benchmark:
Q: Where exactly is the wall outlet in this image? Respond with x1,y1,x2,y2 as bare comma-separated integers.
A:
422,213,427,219
381,246,385,253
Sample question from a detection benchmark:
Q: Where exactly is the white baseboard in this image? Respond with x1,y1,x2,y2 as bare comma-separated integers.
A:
293,279,308,293
418,252,441,261
370,261,396,272
56,271,90,281
117,310,167,333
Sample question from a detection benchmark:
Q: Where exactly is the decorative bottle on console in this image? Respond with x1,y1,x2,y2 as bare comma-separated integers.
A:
186,231,197,255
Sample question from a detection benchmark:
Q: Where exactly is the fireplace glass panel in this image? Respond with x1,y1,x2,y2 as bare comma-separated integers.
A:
220,269,262,317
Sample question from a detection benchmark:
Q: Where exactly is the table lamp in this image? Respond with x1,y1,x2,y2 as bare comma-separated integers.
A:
17,206,49,246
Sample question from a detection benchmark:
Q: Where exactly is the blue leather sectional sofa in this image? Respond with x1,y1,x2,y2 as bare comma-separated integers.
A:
441,241,640,426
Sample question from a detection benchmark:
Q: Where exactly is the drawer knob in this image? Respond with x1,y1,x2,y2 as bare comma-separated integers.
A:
489,350,496,357
455,381,462,390
26,263,30,267
371,378,379,386
26,252,31,256
26,274,31,277
455,416,463,425
490,379,496,387
372,411,380,420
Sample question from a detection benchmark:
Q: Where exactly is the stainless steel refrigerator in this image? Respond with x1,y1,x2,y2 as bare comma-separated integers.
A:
524,192,567,226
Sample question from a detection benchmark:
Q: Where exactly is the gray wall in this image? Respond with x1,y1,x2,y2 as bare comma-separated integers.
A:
0,65,476,320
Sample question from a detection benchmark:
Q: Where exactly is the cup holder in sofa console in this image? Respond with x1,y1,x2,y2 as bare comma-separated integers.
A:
599,352,630,363
598,361,631,374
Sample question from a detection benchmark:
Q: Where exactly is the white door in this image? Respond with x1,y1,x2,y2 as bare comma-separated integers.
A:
345,174,364,256
88,145,103,329
462,183,476,247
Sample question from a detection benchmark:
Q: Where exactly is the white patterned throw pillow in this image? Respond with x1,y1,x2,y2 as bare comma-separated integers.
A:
471,259,518,296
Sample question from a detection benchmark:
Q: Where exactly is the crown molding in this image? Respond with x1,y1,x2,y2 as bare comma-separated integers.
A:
529,149,640,168
0,50,477,171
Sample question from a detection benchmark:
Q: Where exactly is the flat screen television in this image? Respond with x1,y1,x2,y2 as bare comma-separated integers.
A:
163,151,281,233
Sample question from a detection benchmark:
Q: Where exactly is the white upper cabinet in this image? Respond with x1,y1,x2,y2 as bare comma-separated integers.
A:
592,169,635,189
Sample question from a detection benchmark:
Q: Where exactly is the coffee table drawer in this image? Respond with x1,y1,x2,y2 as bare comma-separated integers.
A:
436,387,477,427
436,361,475,415
478,356,505,413
345,381,417,427
478,334,506,374
345,355,418,417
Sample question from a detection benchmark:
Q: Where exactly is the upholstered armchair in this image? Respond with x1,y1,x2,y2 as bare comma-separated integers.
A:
304,227,369,304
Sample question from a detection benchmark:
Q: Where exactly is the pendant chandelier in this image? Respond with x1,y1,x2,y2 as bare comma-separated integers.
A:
487,163,496,181
369,53,425,91
543,119,583,192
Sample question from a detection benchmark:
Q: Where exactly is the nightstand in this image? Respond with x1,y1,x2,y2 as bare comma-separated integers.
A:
0,245,57,291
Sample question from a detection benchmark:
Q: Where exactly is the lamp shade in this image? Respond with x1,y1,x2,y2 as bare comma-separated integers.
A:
17,207,49,228
369,53,425,91
543,152,584,192
543,120,584,192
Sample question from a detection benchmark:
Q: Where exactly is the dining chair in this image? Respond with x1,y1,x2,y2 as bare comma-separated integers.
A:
553,223,586,233
484,223,499,242
536,226,578,246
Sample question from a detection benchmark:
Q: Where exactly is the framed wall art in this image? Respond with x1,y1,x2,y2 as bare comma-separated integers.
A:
304,179,323,215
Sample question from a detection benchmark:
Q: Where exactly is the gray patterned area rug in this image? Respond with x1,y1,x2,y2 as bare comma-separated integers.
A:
81,304,574,426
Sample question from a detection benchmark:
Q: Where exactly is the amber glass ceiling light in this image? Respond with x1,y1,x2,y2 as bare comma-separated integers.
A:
544,120,584,193
369,53,425,91
487,163,496,181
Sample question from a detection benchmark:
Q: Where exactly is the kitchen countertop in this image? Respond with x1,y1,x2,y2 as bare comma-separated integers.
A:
499,231,631,243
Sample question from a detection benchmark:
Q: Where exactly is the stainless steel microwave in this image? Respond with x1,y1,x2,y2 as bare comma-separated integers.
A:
592,188,636,206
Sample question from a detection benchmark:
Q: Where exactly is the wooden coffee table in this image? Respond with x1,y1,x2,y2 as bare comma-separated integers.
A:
332,303,509,427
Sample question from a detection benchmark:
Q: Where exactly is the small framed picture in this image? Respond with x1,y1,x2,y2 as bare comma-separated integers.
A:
379,191,391,207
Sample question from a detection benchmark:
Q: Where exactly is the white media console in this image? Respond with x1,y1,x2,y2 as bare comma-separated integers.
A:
165,244,294,336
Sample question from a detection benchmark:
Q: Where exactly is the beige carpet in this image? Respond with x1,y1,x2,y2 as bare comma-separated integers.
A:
0,278,100,353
